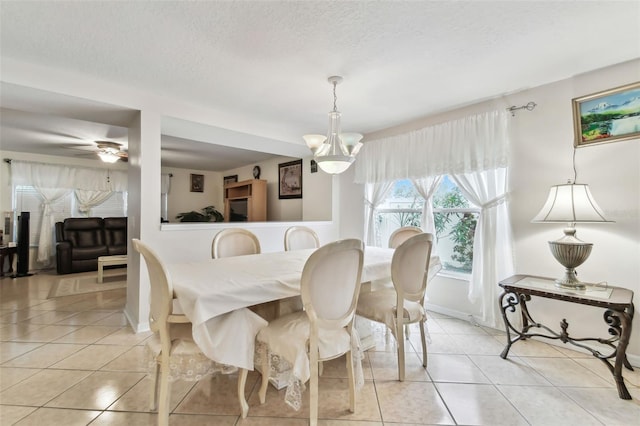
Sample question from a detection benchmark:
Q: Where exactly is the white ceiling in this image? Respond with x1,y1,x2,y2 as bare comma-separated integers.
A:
1,1,639,171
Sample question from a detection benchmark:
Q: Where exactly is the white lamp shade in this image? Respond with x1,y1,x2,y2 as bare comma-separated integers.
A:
532,183,611,223
340,133,363,155
303,134,327,153
315,155,355,174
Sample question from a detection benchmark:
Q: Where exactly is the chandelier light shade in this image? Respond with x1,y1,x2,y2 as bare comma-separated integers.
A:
96,141,125,163
303,76,363,175
98,150,120,163
532,181,612,289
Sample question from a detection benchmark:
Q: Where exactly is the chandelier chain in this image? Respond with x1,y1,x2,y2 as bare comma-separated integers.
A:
333,81,338,112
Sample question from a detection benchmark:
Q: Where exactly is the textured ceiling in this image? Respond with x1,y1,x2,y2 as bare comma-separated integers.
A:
1,1,639,170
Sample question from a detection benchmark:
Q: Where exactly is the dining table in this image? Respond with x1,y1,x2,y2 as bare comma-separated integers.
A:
167,246,398,371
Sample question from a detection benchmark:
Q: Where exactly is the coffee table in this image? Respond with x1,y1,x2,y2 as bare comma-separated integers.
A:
97,254,127,283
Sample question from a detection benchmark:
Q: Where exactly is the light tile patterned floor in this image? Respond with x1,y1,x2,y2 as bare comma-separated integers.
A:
1,270,639,425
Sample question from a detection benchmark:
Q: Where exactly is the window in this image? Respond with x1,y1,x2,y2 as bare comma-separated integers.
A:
375,177,479,275
375,180,423,247
12,186,127,247
432,177,479,275
13,186,73,246
90,192,127,218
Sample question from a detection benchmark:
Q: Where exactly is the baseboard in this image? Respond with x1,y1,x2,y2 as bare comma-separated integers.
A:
124,307,149,333
424,303,479,323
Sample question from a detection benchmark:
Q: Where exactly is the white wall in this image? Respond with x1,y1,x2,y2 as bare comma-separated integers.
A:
344,59,640,361
162,167,224,223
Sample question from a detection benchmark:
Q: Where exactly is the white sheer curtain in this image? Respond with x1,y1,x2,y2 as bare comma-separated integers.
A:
160,174,171,195
363,181,394,246
451,168,514,328
35,187,72,262
355,111,509,183
411,176,443,235
74,190,113,215
10,160,128,264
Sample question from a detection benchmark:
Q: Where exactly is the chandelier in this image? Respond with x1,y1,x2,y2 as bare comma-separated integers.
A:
303,76,363,174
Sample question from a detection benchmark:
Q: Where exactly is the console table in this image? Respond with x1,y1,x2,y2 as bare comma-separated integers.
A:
498,274,635,400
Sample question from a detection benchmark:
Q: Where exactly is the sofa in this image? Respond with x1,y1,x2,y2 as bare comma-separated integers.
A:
55,217,127,274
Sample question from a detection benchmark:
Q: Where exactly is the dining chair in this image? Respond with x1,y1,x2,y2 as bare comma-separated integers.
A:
133,238,250,425
211,228,261,258
356,232,433,381
388,226,423,249
256,239,364,426
284,225,320,251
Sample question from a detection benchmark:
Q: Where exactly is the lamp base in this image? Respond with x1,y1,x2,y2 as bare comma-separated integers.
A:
554,268,586,290
548,235,592,291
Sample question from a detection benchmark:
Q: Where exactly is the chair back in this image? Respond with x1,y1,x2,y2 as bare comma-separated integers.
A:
284,226,320,251
391,233,433,303
388,226,423,249
212,228,261,258
132,239,174,332
301,239,364,329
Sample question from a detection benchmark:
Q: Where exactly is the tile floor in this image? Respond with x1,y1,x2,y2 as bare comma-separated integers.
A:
1,270,639,425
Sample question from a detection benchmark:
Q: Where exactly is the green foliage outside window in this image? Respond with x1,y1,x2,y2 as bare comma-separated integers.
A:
433,186,477,272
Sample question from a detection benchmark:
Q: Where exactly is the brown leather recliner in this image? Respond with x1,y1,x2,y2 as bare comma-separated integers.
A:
55,217,127,274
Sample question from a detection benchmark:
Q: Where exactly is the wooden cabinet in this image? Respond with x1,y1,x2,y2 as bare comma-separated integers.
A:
224,179,267,222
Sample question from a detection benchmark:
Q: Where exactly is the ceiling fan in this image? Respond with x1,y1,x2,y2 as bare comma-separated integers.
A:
95,141,128,163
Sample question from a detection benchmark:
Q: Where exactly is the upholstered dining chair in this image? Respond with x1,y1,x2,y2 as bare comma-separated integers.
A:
388,226,423,249
256,239,364,426
211,228,261,258
385,226,424,338
133,239,249,425
284,225,320,251
356,233,433,381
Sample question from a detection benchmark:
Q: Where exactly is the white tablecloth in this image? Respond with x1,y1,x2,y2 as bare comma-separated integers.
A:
168,247,396,370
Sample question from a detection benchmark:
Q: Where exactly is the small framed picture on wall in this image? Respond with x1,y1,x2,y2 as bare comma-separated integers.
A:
190,174,204,192
279,159,302,199
223,175,238,186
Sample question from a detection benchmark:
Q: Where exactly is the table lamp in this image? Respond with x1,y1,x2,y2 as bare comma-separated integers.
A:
532,180,611,289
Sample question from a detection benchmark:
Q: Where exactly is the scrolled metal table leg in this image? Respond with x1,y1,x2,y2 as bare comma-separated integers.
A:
500,290,519,359
605,308,632,400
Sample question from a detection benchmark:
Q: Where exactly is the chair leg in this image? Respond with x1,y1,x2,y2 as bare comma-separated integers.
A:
420,319,428,368
258,347,270,404
405,323,411,339
238,368,249,418
149,360,160,411
396,322,406,382
158,355,171,426
346,351,356,413
309,349,319,426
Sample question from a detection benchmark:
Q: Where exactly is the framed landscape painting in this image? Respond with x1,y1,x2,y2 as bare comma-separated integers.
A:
573,82,640,147
278,159,302,199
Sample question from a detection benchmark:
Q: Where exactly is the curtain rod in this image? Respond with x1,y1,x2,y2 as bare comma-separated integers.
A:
506,101,537,116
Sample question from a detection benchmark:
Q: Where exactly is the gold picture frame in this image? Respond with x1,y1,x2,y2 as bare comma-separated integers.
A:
572,81,640,147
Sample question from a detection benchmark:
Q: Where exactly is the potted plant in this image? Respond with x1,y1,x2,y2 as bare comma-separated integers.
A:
176,205,224,222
